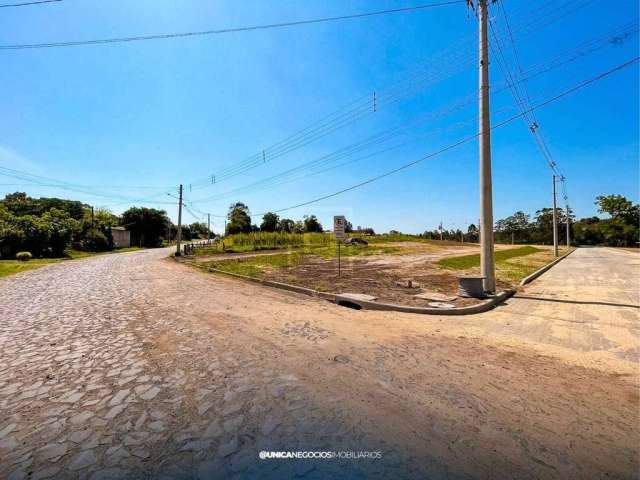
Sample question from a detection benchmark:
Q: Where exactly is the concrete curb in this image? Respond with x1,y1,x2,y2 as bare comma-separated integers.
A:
519,248,576,287
193,262,515,316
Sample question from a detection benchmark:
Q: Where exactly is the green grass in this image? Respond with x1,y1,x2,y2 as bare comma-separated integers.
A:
438,246,542,270
0,247,144,278
0,258,61,278
201,252,304,278
302,244,400,258
196,243,402,278
192,232,332,256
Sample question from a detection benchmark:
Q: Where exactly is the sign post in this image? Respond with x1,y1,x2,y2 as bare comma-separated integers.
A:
333,215,346,277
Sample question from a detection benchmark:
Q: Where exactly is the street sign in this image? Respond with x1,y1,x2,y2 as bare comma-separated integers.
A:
333,215,346,240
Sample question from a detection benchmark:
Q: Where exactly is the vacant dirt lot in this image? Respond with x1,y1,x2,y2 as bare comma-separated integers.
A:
192,242,561,306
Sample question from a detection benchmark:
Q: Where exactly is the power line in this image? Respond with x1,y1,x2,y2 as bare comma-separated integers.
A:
209,57,638,217
490,1,573,206
0,0,60,8
188,24,636,205
0,1,464,50
184,0,604,193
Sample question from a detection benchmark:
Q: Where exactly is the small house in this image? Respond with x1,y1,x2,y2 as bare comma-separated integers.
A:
111,226,131,248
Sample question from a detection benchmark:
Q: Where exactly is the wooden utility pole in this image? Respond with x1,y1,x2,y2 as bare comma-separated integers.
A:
207,213,211,242
552,174,558,257
478,0,496,293
176,184,183,256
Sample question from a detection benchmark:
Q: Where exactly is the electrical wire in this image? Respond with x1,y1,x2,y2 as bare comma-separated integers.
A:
188,23,637,205
203,57,638,217
0,0,60,8
0,1,464,50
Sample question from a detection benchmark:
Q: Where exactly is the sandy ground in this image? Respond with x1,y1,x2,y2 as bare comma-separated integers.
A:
192,242,558,306
0,246,637,479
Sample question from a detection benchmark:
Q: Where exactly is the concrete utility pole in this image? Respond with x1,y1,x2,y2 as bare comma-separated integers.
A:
207,213,211,241
565,203,571,247
176,184,183,256
478,0,496,293
552,174,558,257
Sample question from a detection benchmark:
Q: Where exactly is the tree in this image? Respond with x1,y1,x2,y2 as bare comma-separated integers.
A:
226,202,251,235
495,211,531,243
466,223,479,243
121,207,169,247
1,192,86,220
260,212,279,232
189,222,211,239
278,218,295,233
292,220,305,234
303,215,323,233
596,194,639,224
345,220,353,233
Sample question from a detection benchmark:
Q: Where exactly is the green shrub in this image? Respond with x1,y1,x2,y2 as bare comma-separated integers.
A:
16,251,32,261
83,229,110,252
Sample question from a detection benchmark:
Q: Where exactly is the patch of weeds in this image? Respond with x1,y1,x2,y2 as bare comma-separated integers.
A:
438,246,542,270
202,252,305,278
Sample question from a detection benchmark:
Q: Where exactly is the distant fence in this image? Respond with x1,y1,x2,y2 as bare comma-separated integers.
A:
182,238,219,255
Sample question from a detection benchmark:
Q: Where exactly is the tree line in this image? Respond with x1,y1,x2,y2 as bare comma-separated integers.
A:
0,192,636,259
421,194,638,247
0,192,213,259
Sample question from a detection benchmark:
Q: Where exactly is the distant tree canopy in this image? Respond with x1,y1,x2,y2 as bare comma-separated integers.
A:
189,222,212,239
345,220,353,233
572,194,639,247
303,215,323,233
492,194,638,247
260,212,279,232
226,202,251,235
278,218,295,233
0,201,80,258
121,207,169,248
2,192,86,220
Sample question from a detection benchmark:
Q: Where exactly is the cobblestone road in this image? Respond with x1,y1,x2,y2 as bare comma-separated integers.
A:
0,249,405,480
1,247,637,480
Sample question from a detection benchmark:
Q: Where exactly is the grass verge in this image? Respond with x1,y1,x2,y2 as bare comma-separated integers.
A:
199,252,304,278
0,259,62,278
438,246,542,270
0,247,145,278
438,245,571,284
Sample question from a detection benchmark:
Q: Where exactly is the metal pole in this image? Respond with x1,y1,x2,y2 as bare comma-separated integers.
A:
338,242,341,277
552,175,558,257
479,0,495,293
565,203,570,247
176,184,183,256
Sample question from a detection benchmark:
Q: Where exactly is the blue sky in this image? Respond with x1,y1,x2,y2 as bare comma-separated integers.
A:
1,0,638,233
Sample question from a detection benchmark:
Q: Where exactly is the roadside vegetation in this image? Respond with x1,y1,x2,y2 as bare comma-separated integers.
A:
0,246,145,278
0,192,212,262
0,258,62,278
438,245,571,283
438,246,542,270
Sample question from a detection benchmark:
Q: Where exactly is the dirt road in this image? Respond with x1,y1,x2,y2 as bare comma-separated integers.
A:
0,247,637,479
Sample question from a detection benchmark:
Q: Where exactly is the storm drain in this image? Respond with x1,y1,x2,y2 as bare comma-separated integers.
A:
336,300,362,310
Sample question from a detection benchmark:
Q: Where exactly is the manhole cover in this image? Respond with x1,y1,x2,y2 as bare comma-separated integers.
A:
333,355,350,364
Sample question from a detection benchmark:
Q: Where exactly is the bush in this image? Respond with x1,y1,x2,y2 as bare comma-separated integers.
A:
16,251,32,261
83,229,110,252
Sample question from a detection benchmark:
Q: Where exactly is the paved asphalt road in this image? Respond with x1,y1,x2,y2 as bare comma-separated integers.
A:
0,247,637,480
